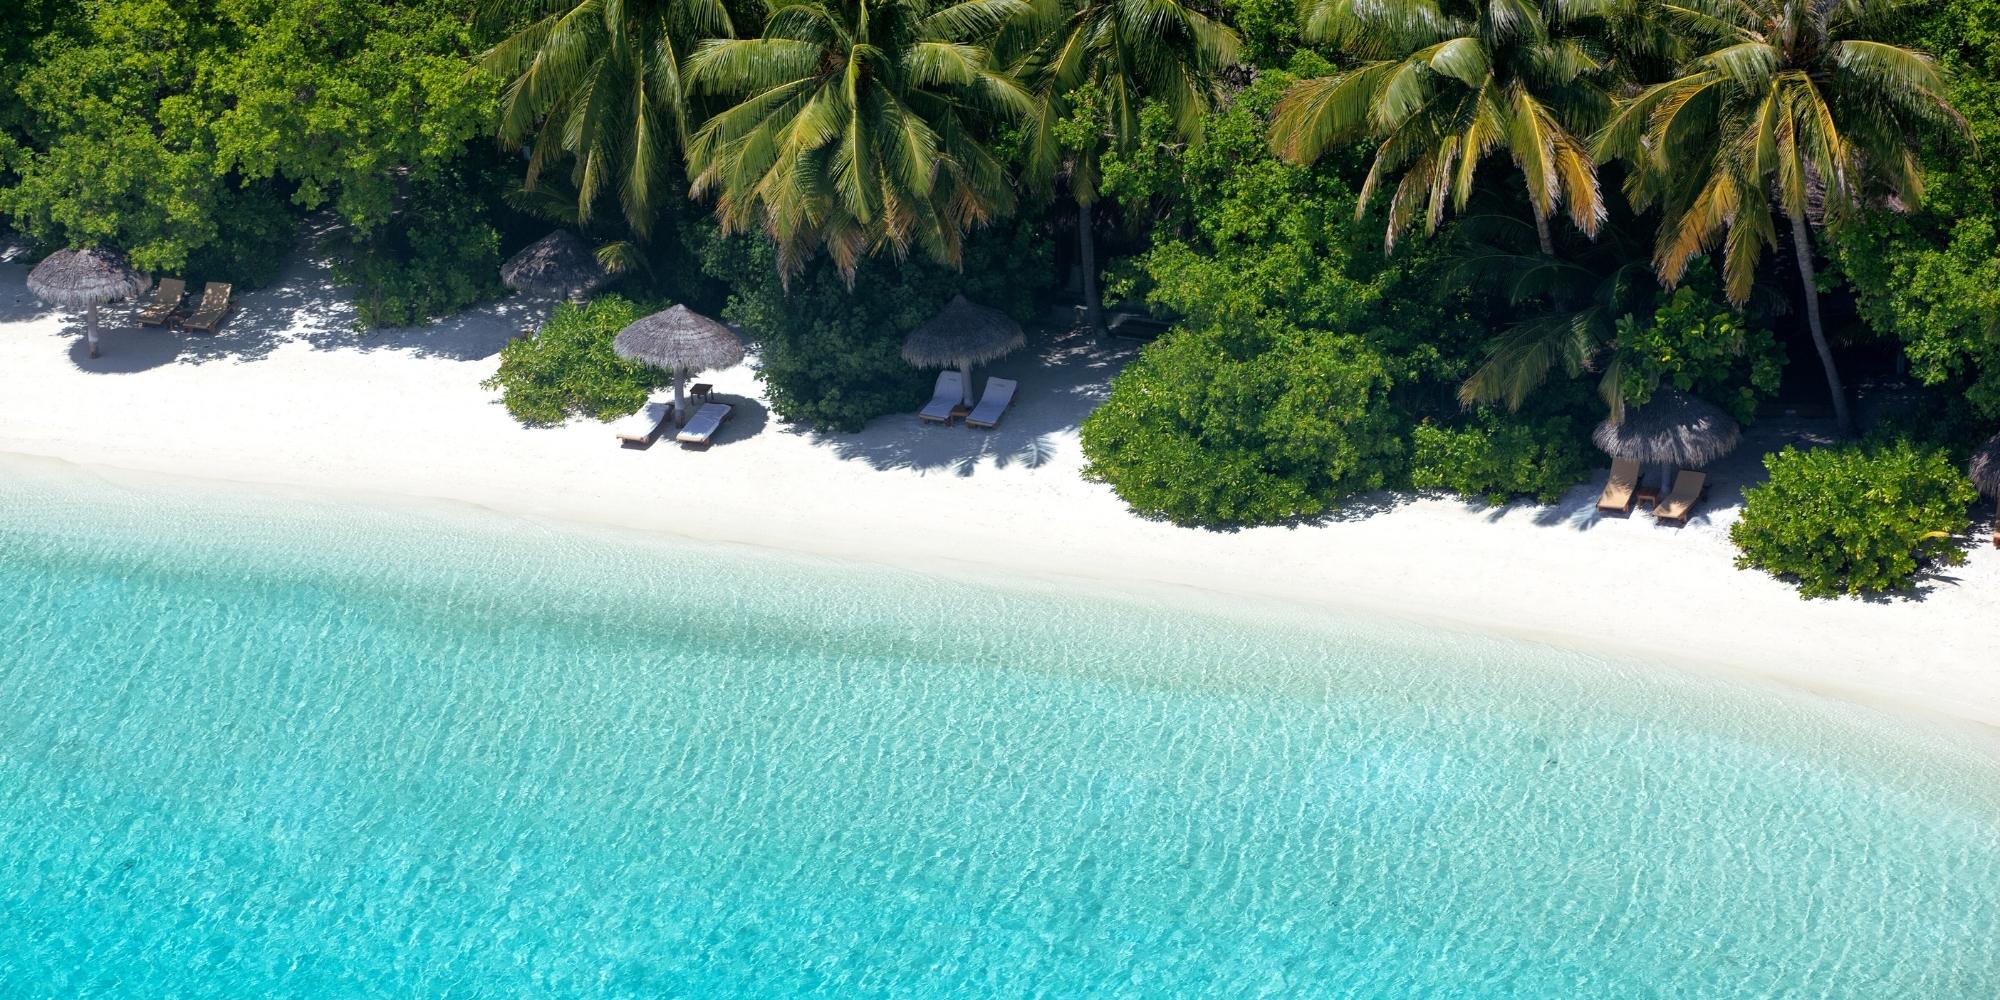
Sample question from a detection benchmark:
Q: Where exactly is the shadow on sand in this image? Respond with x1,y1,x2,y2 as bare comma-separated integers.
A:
8,220,555,371
809,326,1133,476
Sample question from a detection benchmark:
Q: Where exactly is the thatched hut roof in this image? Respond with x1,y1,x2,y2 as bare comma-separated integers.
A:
500,230,610,299
1970,433,2000,498
26,247,148,308
901,294,1023,367
1593,389,1741,467
613,304,744,373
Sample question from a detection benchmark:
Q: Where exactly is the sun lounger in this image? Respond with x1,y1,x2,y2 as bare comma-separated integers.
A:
1653,470,1708,526
1595,457,1641,514
136,278,185,327
676,402,733,448
964,377,1017,429
182,282,232,333
612,401,672,447
918,370,965,424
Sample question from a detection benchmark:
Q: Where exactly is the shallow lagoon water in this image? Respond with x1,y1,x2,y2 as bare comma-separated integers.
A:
1,460,1996,998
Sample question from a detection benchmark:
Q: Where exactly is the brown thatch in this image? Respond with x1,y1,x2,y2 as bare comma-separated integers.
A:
1593,389,1741,468
614,304,744,373
1970,433,2000,498
26,247,148,308
901,295,1023,368
500,230,610,299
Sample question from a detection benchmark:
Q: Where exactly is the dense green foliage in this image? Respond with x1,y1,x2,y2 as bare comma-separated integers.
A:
701,221,1050,431
1082,324,1402,525
1409,411,1593,506
481,296,667,425
5,0,1998,545
1731,441,1978,598
0,0,500,321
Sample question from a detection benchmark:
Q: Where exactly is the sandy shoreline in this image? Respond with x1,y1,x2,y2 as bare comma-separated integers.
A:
4,236,1997,732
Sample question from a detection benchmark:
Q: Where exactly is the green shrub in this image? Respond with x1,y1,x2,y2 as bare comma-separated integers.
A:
1614,286,1785,424
336,167,504,328
1081,323,1404,526
701,222,1050,431
1730,441,1978,599
481,296,666,425
1409,411,1593,505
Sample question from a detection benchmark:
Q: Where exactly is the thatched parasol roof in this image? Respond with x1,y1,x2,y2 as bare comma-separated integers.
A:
500,230,610,298
901,294,1023,367
26,247,148,308
1970,433,2000,498
1593,389,1742,467
613,304,744,373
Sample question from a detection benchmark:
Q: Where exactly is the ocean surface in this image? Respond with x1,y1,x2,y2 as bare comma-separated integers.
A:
1,458,1996,998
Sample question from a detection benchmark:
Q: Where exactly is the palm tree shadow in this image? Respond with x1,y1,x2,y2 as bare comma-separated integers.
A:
810,325,1135,475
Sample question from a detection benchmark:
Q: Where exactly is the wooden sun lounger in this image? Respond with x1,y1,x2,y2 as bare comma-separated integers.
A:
182,282,232,333
964,377,1017,429
1653,470,1708,526
612,401,672,447
136,278,185,327
676,402,733,449
1595,456,1641,514
918,370,964,424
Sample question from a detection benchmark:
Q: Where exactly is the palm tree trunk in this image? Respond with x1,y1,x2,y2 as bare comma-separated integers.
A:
1788,212,1853,437
1532,212,1555,256
1079,198,1105,338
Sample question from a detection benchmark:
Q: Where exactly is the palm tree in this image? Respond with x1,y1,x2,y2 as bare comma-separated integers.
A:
1016,0,1240,335
684,0,1035,281
1595,0,1962,435
477,0,735,237
1269,0,1610,256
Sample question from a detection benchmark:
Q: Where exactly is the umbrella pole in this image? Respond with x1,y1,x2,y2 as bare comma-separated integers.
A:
86,303,100,359
673,368,688,426
959,358,976,406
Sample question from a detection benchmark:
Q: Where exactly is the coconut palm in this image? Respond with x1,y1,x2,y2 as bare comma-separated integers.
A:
1594,0,1963,435
1016,0,1240,335
1269,0,1610,256
684,0,1035,281
477,0,735,237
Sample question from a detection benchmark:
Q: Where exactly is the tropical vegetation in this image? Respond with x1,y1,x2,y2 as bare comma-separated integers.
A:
3,0,1996,589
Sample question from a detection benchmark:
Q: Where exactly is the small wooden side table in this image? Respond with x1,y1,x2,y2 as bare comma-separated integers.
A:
949,403,972,424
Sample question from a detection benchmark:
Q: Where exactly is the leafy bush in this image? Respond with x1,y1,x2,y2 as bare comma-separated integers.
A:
1081,323,1404,526
1730,441,1978,599
1614,286,1784,423
1409,411,1593,505
336,167,504,328
481,296,665,425
701,222,1050,432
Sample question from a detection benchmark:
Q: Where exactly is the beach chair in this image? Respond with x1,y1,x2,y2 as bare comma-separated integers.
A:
1653,470,1709,526
918,370,965,424
612,400,672,447
676,402,733,449
964,377,1017,430
1595,457,1641,514
136,278,185,327
182,282,232,333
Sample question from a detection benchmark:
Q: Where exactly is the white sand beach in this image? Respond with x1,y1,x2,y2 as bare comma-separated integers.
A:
4,234,1997,731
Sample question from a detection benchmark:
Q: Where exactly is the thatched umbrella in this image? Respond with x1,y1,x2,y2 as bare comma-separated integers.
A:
1970,432,2000,498
613,304,744,425
1594,389,1741,484
902,294,1023,405
27,247,149,359
500,230,611,300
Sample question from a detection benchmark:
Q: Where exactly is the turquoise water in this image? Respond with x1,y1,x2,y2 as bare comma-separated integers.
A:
1,460,1997,998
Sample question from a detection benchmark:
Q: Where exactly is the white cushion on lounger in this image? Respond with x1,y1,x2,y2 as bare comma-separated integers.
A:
676,402,733,444
612,401,671,442
964,377,1016,428
918,370,963,423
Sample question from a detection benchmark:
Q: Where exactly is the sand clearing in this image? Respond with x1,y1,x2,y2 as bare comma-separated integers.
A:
3,234,1996,730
